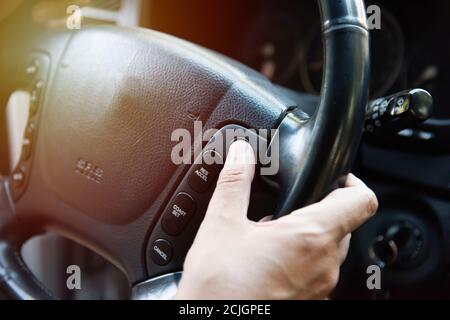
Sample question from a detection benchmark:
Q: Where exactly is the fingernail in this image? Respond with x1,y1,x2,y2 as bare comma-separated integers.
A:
226,140,256,167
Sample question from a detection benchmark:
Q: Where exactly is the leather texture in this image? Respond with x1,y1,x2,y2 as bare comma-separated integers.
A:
0,179,54,299
272,0,370,216
0,0,369,299
40,26,286,224
0,24,291,297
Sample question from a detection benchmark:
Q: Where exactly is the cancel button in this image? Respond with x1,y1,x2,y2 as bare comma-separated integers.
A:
162,192,196,236
151,239,173,266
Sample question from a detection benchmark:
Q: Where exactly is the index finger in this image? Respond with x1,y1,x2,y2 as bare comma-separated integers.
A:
204,140,256,222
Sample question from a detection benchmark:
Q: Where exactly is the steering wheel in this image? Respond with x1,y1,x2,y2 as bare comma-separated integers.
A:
0,0,369,299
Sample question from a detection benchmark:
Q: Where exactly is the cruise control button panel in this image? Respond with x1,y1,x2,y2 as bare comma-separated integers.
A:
10,52,50,201
145,125,267,278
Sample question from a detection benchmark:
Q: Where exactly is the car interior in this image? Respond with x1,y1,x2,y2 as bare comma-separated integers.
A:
0,0,449,300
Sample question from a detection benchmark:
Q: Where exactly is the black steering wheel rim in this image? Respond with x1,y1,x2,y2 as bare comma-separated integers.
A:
0,0,369,300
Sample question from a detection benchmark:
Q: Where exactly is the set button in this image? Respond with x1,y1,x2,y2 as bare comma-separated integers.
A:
187,150,223,193
162,192,196,236
150,239,173,266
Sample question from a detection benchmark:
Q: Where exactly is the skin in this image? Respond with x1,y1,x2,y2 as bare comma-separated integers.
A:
176,140,378,300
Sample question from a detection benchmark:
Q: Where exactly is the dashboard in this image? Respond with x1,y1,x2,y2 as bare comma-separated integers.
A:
1,0,448,300
150,0,450,186
151,0,450,120
150,0,450,299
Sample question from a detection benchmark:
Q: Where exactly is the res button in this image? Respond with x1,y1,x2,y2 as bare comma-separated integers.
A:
188,150,223,193
162,192,196,236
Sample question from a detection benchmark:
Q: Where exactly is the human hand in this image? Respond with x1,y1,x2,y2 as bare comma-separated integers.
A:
176,140,378,300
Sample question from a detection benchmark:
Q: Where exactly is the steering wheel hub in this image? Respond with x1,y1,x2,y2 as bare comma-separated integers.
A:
0,0,369,299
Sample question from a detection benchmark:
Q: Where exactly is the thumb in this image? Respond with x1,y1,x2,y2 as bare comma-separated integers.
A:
205,140,256,222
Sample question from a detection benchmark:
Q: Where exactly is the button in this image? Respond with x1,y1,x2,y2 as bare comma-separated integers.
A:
188,150,223,193
151,239,173,266
162,192,196,236
25,122,36,135
29,80,43,116
21,123,35,161
21,138,32,161
25,60,39,77
11,167,26,189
